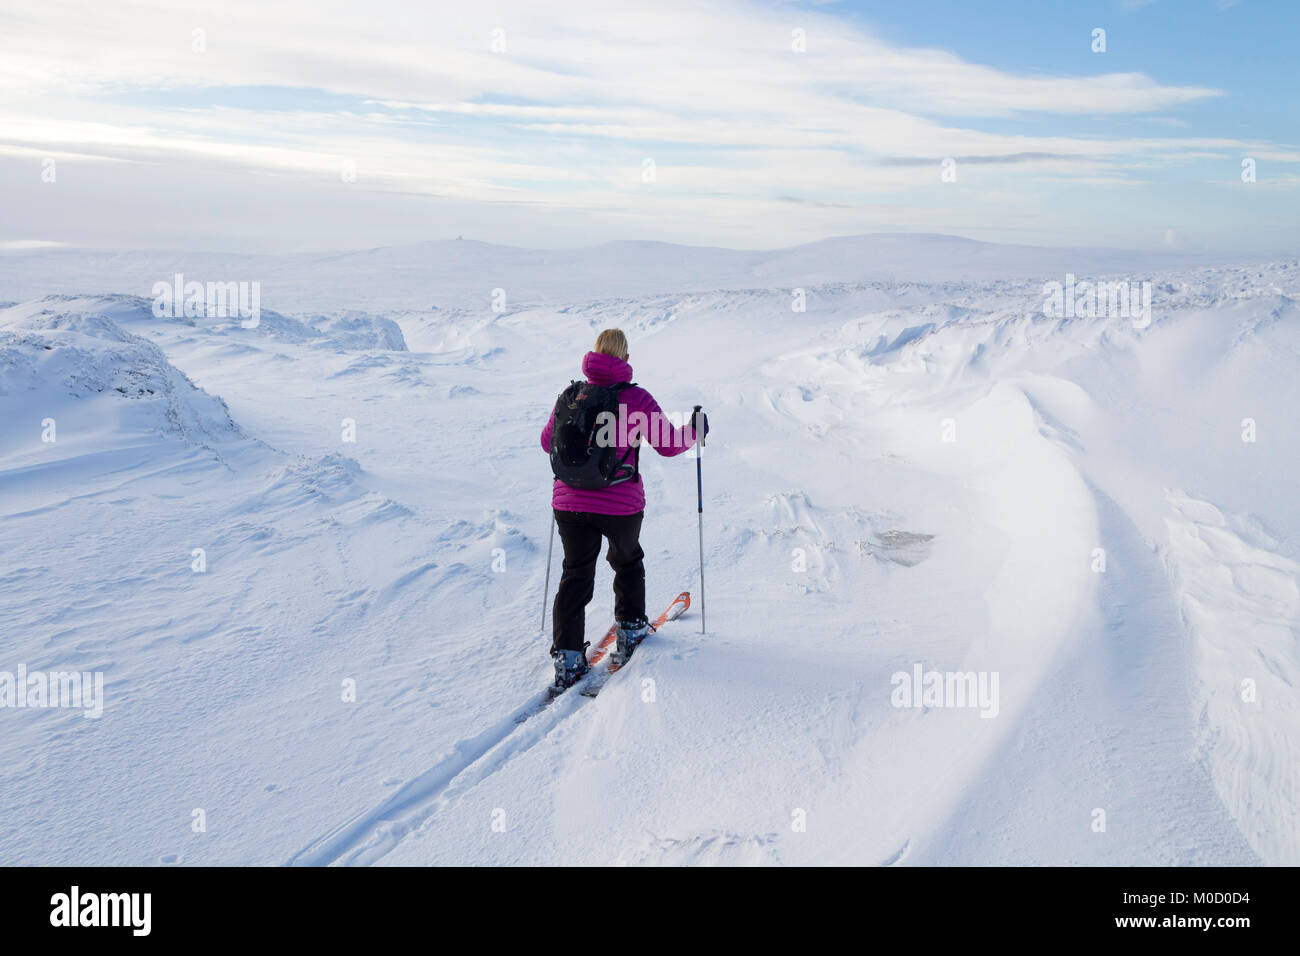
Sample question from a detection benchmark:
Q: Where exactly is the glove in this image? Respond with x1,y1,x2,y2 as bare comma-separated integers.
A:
693,409,709,438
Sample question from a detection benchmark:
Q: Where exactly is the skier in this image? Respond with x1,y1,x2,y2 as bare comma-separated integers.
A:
541,328,707,690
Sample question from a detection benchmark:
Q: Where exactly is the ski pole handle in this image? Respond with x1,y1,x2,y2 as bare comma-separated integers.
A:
692,405,704,514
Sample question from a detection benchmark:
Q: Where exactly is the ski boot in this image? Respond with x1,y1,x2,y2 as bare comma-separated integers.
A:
551,645,590,692
612,618,650,666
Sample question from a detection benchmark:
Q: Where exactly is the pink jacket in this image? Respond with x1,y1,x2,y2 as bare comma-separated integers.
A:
541,351,699,515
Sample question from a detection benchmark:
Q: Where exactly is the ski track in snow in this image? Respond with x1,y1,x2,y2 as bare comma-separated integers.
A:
2,241,1298,865
288,686,559,866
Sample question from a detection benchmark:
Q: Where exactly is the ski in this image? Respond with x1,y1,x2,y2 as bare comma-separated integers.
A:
516,592,691,722
579,591,690,697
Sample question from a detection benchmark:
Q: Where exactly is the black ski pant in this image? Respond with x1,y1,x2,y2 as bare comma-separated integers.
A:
551,509,646,654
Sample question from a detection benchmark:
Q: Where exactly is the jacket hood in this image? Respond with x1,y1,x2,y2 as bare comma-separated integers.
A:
582,350,633,386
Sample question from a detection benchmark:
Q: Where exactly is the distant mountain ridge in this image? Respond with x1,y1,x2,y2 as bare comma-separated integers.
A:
0,233,1272,313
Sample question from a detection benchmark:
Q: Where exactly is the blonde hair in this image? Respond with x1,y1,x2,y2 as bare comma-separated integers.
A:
593,328,629,361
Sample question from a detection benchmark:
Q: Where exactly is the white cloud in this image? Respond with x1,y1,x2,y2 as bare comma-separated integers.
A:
0,0,1289,251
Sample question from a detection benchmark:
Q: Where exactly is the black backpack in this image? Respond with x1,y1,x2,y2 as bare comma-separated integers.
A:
549,380,640,489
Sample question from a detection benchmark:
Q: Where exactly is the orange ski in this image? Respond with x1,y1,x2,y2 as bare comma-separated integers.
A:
605,591,690,673
531,592,692,712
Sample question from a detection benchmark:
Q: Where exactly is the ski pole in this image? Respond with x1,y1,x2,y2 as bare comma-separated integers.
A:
540,511,556,634
693,405,706,635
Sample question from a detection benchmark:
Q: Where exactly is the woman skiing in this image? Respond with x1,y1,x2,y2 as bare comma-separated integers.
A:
540,328,707,690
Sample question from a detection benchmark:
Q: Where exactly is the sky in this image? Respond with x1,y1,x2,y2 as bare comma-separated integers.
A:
0,0,1296,254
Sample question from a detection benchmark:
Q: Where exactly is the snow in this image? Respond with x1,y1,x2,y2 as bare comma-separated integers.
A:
0,234,1296,865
